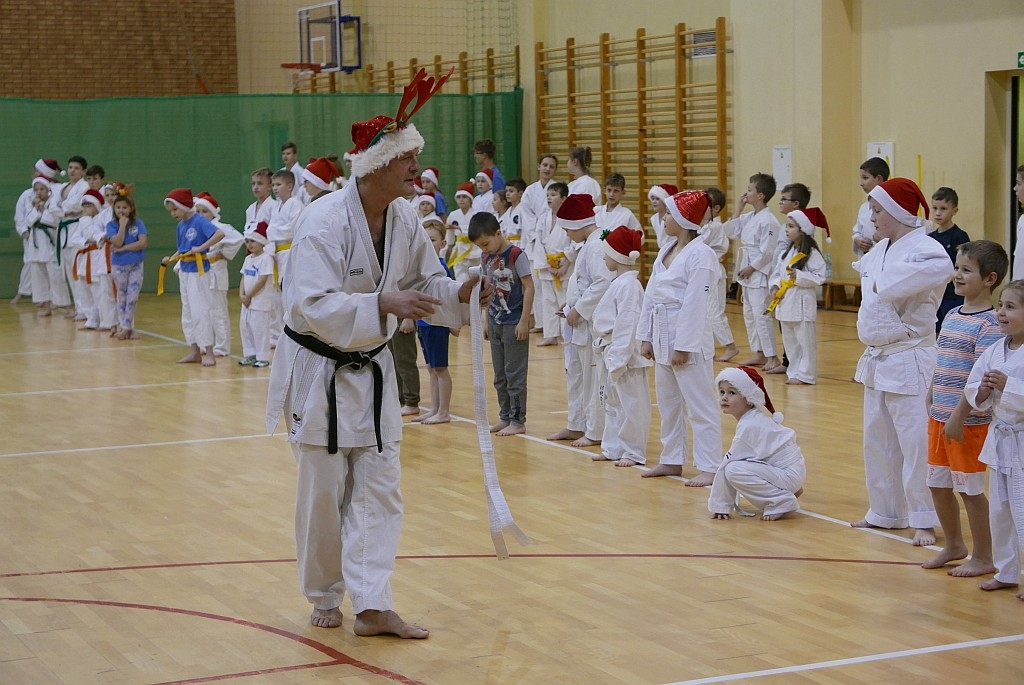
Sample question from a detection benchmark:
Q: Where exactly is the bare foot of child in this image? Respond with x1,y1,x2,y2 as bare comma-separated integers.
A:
401,405,420,416
949,558,997,578
738,353,767,366
591,453,612,461
78,325,97,331
63,310,78,319
177,351,202,363
546,428,584,441
310,607,344,628
571,435,601,447
126,330,141,340
614,458,639,467
421,413,450,425
922,545,968,570
412,410,436,423
713,513,731,520
715,344,739,362
496,423,525,436
764,363,787,374
785,378,809,385
490,420,510,433
201,352,217,367
641,463,682,478
979,578,1018,592
109,326,120,337
354,609,428,639
762,511,790,521
912,528,936,546
849,519,877,529
537,337,560,346
685,471,715,487
38,307,52,317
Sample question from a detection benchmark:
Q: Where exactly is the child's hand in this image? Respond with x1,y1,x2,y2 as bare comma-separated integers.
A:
737,266,754,280
670,350,690,366
942,420,964,445
448,327,461,337
854,236,874,252
515,320,529,341
161,256,171,265
640,341,654,360
240,294,251,307
399,318,416,334
982,370,1007,393
119,216,129,229
769,286,779,297
565,307,581,327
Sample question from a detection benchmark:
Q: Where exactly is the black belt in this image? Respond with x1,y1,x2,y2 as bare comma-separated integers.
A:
284,325,387,454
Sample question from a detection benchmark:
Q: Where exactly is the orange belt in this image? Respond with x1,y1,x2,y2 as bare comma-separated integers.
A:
73,245,100,284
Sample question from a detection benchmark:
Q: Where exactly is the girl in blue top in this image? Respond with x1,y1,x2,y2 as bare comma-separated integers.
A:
106,192,147,340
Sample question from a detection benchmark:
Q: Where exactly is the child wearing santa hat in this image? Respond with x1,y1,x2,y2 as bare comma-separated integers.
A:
768,207,829,385
530,181,571,346
194,192,245,357
420,167,448,220
638,190,722,486
238,222,274,368
162,187,225,366
851,177,952,546
699,187,739,362
472,168,496,216
545,193,612,447
647,183,678,250
709,366,806,520
590,225,652,466
445,180,480,282
302,157,340,203
70,190,109,330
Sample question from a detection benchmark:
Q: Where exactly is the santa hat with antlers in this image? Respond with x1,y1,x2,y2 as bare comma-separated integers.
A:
345,68,454,178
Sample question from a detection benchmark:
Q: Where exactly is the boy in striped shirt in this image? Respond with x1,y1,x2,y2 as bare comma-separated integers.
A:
924,240,1008,576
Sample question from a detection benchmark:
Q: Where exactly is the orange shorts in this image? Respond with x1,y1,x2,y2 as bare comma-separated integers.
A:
926,417,988,495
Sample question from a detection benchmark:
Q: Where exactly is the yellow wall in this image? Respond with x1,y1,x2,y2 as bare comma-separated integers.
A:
237,1,1024,278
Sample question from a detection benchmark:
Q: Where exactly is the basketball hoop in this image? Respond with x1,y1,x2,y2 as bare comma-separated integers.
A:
281,62,323,75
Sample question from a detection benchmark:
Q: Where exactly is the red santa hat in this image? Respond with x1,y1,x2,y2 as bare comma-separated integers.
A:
163,188,194,211
302,157,339,191
716,366,784,423
475,168,494,187
868,178,930,228
421,167,440,187
344,67,453,178
81,189,105,208
556,193,597,230
35,158,63,180
245,221,269,246
413,176,425,195
666,190,710,231
647,183,678,202
455,181,475,200
193,191,220,219
788,207,831,243
600,225,643,265
32,175,52,188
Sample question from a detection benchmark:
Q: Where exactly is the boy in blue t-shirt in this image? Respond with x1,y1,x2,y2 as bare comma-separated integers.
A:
469,212,534,436
162,188,224,367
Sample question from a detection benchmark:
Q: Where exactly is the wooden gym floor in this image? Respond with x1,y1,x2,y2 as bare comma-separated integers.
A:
1,294,1022,685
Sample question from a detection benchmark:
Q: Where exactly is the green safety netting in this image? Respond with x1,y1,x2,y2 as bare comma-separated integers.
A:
0,88,522,295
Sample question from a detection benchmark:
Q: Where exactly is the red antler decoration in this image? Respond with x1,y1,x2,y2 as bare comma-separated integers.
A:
395,67,455,125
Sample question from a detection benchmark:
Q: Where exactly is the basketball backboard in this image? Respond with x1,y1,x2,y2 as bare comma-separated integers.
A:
297,1,362,74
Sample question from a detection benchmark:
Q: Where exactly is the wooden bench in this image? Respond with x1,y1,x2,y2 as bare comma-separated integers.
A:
823,279,862,311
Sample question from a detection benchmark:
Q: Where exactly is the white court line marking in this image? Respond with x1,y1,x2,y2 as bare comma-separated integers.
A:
0,376,269,398
662,633,1024,685
135,328,245,361
0,343,180,357
0,433,278,459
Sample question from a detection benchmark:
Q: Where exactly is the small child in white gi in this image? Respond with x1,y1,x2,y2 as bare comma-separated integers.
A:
710,366,806,520
591,225,653,466
238,222,274,368
964,280,1024,598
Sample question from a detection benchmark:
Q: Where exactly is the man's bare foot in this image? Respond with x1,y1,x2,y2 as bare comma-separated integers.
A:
614,458,640,467
310,607,344,628
913,528,937,546
177,352,202,363
685,471,716,487
421,413,450,425
949,558,997,578
979,578,1018,592
490,420,510,433
201,353,217,367
546,428,584,441
354,609,428,639
537,337,560,346
922,545,968,570
738,354,767,366
715,344,739,362
785,378,809,385
496,423,525,436
401,405,420,416
642,463,682,478
571,435,601,447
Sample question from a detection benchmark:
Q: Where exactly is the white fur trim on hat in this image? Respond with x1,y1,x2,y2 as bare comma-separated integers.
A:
243,229,268,246
600,237,640,265
556,216,596,231
868,185,923,228
788,210,814,236
415,193,436,208
302,167,330,191
715,367,784,423
455,187,474,199
421,168,439,187
666,200,700,232
344,123,424,178
648,185,670,201
193,196,220,219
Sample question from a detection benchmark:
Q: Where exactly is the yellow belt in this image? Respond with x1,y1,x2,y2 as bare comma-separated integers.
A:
158,252,206,296
546,251,566,290
765,252,806,314
273,242,291,284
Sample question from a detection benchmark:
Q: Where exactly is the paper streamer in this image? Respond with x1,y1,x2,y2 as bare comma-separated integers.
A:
470,277,531,558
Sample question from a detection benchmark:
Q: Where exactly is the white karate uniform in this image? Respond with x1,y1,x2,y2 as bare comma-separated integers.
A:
208,220,245,356
697,217,735,347
724,207,780,357
239,251,275,363
530,207,571,339
265,181,470,614
592,270,652,463
287,162,309,205
14,187,34,297
22,190,65,305
965,340,1024,585
854,226,952,529
708,409,806,517
472,190,494,216
770,245,827,384
80,216,116,330
445,207,479,282
638,237,722,472
595,204,641,233
650,212,668,250
56,178,88,312
1011,213,1024,281
70,214,104,326
564,229,612,440
852,200,875,259
521,179,553,224
567,175,602,206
